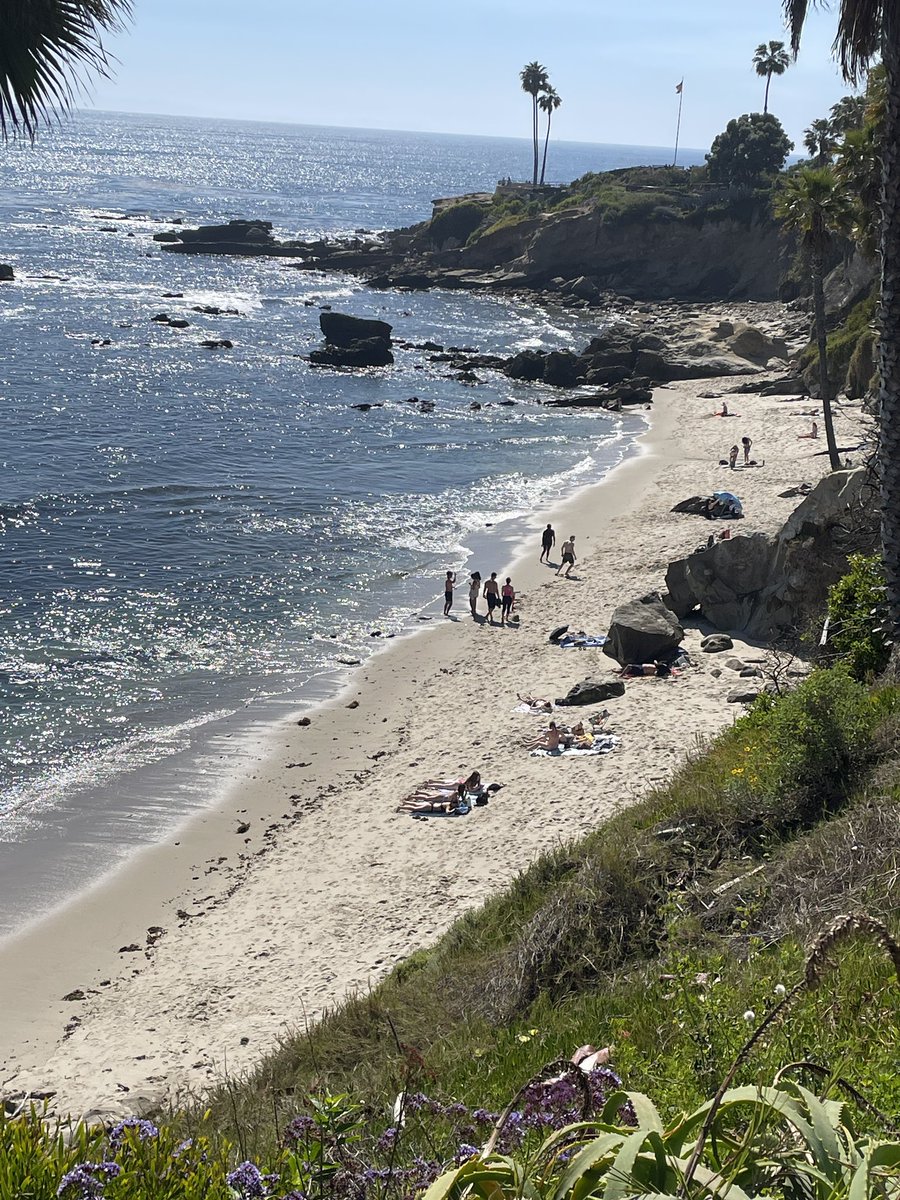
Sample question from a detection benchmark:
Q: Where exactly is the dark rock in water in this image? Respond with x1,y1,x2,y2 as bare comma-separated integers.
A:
161,291,183,298
201,339,233,349
701,633,734,653
542,350,580,388
178,219,274,245
0,263,15,281
350,402,383,411
167,318,190,329
151,312,171,323
310,338,394,368
603,592,684,667
192,304,241,316
557,679,626,706
505,349,545,381
152,231,181,243
319,312,392,347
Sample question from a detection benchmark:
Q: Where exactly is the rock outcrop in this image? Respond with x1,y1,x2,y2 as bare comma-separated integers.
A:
664,468,867,638
309,312,394,369
603,593,684,666
0,264,14,281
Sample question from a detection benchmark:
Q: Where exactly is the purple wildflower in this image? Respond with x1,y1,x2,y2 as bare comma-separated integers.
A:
57,1162,120,1199
284,1114,316,1142
453,1143,479,1164
226,1160,277,1198
376,1125,399,1151
173,1137,194,1158
108,1116,159,1148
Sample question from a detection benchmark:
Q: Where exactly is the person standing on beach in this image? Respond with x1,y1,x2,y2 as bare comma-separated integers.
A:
729,444,739,469
556,535,577,578
540,523,556,563
443,571,456,616
483,572,500,624
500,577,515,626
468,571,481,618
741,435,752,465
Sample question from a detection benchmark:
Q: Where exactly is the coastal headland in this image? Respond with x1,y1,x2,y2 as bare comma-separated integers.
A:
0,293,868,1118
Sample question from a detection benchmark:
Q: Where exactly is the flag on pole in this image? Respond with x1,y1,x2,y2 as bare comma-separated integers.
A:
675,80,683,94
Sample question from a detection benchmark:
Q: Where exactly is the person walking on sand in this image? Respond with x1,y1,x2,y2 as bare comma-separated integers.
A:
483,572,500,624
443,570,456,616
501,577,515,625
728,444,739,470
468,571,481,618
540,523,556,564
557,535,577,578
741,435,752,465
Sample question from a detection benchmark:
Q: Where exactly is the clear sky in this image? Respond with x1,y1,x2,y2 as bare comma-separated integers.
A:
84,0,855,152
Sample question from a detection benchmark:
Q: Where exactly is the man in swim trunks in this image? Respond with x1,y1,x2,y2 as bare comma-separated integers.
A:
483,572,500,624
556,535,577,578
540,523,556,563
443,570,456,616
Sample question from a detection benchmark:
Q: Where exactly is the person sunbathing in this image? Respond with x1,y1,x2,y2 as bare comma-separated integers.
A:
620,661,674,678
517,692,553,712
408,771,481,798
798,421,819,439
524,722,562,752
398,783,469,815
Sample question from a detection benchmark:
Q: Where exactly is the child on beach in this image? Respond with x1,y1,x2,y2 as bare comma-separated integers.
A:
443,571,456,616
501,577,515,625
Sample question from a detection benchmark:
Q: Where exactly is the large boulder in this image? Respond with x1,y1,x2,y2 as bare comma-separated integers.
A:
0,263,15,281
309,338,393,368
726,322,789,364
556,679,626,706
177,219,274,245
542,350,580,387
664,469,866,638
603,592,684,667
319,312,393,347
505,349,546,381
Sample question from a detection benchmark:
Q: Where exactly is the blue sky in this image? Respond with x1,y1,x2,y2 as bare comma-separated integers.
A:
85,0,854,151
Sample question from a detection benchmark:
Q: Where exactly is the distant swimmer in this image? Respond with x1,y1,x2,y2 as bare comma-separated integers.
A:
540,523,556,564
443,570,456,616
556,535,577,578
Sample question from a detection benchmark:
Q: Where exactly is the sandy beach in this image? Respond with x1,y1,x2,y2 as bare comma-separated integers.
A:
0,301,867,1117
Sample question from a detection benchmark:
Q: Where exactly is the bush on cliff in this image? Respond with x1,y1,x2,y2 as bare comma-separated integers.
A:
826,553,890,679
429,200,487,247
799,291,877,396
707,112,793,187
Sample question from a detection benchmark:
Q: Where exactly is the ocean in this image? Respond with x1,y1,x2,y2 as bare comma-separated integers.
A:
0,111,706,933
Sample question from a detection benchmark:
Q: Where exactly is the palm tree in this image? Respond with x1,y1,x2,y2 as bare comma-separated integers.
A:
538,88,561,186
804,117,835,164
775,167,853,472
829,92,867,136
752,40,791,113
520,61,548,188
0,1,132,140
784,0,900,635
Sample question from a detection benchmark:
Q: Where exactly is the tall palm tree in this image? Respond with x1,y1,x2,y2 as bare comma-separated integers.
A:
775,168,853,473
0,1,132,139
753,40,791,113
804,117,835,164
784,1,900,635
520,61,548,188
538,87,561,186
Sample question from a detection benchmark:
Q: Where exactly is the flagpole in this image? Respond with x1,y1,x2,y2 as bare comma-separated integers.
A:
673,80,684,167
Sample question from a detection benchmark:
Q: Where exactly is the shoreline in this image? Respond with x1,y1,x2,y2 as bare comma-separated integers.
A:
0,301,866,1117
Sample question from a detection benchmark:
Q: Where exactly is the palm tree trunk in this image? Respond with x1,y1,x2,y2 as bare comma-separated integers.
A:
532,97,539,187
812,250,841,471
878,11,900,638
539,110,552,186
764,72,771,115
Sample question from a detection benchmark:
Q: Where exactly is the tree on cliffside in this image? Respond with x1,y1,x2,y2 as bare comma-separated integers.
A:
520,61,548,188
538,87,562,186
753,40,792,114
784,0,900,638
775,167,852,471
0,0,132,139
706,112,793,188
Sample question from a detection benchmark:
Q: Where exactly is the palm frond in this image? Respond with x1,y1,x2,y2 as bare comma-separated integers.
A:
834,0,884,82
0,0,132,139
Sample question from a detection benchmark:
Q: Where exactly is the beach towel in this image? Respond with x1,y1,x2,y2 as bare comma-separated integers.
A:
512,702,553,715
530,736,619,758
558,634,607,649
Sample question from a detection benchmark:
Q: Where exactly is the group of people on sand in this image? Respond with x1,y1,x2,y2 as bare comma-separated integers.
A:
727,436,754,469
443,570,516,624
398,771,501,815
540,524,577,577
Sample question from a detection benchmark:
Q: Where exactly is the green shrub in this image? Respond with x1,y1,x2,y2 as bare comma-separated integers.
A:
827,553,890,678
429,201,487,246
799,291,877,384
